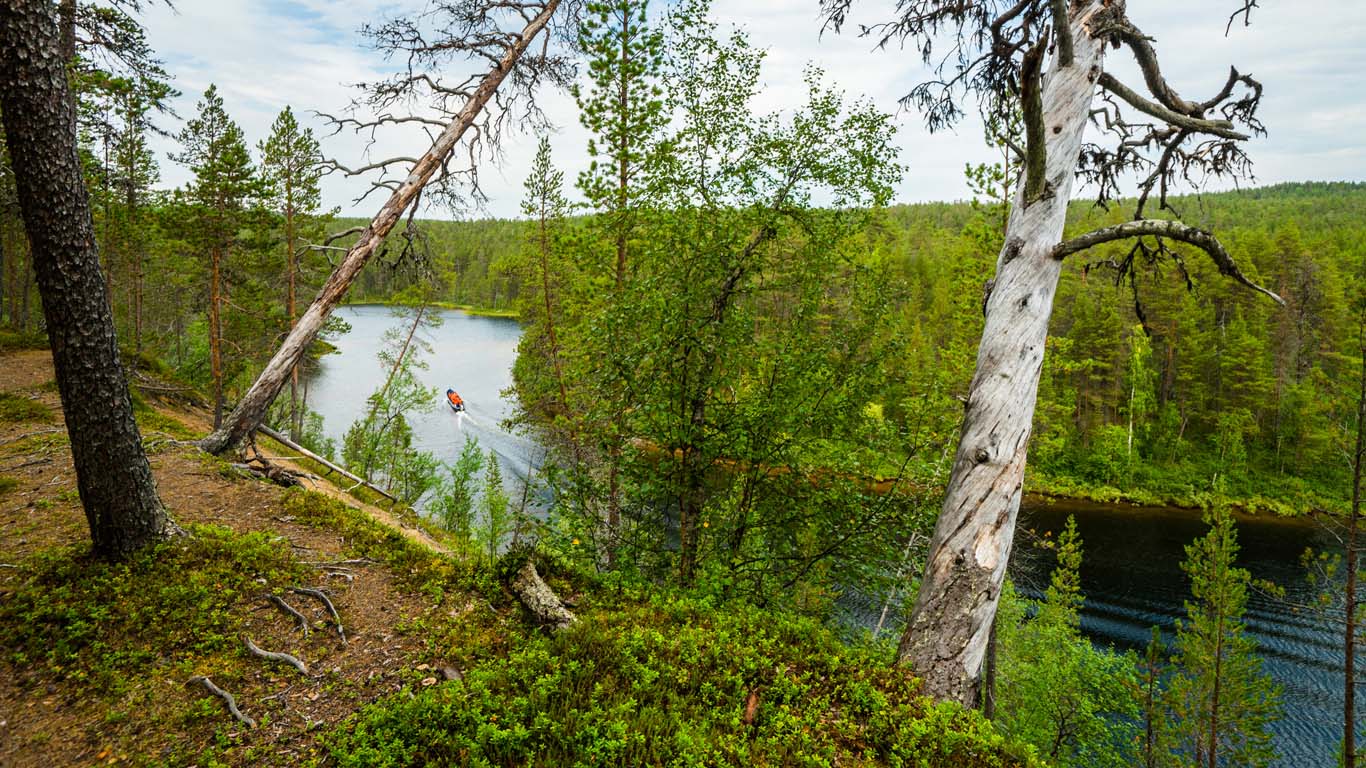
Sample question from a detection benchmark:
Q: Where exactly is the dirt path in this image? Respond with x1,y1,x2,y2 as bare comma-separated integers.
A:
0,350,486,767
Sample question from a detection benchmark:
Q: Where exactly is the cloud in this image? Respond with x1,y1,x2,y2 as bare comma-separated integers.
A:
138,0,1366,220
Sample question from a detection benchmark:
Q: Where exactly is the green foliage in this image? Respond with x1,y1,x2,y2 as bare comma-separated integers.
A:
995,519,1139,767
1164,507,1282,767
475,450,513,566
0,525,303,692
0,391,52,422
324,593,1035,768
431,437,485,541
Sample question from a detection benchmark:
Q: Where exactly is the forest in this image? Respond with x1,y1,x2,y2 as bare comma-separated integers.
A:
0,0,1362,767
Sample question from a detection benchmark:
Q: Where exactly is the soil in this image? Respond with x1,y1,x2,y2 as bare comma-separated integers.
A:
0,350,478,767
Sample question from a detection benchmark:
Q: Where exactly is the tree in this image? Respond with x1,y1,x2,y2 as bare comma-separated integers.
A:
1167,506,1281,768
174,84,260,428
432,437,485,542
259,106,324,440
0,0,169,559
200,0,568,455
822,0,1282,703
995,518,1139,767
477,450,512,565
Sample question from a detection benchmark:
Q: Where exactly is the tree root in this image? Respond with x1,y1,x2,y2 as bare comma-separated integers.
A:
188,676,255,728
509,560,577,631
242,637,309,676
266,594,310,636
290,586,346,645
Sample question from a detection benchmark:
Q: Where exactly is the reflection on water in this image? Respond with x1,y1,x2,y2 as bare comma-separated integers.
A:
1017,499,1344,768
306,307,1343,766
304,305,541,496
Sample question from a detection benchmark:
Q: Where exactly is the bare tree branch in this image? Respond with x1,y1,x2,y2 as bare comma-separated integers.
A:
1097,73,1247,140
1052,218,1284,305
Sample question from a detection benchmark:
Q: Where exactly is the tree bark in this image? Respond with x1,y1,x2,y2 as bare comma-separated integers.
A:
0,0,169,559
199,0,561,455
896,0,1105,705
209,245,224,428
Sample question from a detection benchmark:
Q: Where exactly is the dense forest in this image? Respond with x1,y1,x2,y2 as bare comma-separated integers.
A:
1,0,1363,766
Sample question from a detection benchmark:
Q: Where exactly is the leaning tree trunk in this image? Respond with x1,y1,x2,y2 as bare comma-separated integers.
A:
0,0,169,559
199,0,561,455
896,0,1106,705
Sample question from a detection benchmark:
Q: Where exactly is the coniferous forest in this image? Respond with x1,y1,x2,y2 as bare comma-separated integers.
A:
0,1,1363,767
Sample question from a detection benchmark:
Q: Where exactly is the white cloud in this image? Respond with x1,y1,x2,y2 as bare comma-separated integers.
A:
139,0,1366,219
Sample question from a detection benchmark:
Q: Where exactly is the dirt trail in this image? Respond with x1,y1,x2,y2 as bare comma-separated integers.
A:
0,349,479,767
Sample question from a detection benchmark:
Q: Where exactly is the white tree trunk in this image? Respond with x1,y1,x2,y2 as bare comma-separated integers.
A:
199,0,560,454
896,0,1106,705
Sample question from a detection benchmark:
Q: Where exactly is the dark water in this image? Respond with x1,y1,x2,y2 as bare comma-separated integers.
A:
305,305,541,492
307,307,1343,765
1017,499,1345,768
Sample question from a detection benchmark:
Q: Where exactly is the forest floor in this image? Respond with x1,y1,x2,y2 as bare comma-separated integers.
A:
0,349,510,767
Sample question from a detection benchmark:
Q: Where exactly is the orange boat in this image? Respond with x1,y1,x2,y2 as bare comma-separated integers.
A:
445,388,465,413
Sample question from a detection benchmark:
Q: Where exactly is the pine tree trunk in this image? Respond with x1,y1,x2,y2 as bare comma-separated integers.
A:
0,0,168,559
209,245,224,428
896,1,1105,705
199,0,561,455
286,189,302,441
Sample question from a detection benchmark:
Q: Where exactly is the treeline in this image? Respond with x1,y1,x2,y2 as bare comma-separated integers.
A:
348,181,1366,514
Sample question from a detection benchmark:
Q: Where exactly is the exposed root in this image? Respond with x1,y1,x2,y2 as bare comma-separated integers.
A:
187,675,255,728
290,586,346,645
266,594,310,636
242,636,309,676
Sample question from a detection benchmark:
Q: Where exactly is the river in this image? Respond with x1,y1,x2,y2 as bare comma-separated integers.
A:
307,305,1343,767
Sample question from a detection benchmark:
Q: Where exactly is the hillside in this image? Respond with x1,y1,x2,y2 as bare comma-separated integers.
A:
0,347,1031,767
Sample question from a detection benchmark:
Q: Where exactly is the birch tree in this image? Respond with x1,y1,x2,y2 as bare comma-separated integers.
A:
821,0,1281,705
200,0,572,455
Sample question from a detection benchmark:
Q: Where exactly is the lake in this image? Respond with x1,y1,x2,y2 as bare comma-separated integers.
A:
306,304,1345,767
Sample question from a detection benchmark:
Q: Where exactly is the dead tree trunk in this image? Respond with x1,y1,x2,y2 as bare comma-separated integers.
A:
0,0,169,559
199,0,561,455
896,2,1106,704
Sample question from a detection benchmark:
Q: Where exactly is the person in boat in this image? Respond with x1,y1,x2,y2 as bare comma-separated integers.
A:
446,388,466,412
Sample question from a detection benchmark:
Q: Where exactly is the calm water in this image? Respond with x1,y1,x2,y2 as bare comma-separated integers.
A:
305,305,541,491
307,306,1343,766
1017,499,1345,768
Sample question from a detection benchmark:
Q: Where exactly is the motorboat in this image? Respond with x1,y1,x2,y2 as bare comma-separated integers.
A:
446,388,466,413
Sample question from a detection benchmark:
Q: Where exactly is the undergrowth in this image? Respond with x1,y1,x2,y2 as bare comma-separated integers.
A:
0,390,52,422
322,592,1035,768
0,524,304,694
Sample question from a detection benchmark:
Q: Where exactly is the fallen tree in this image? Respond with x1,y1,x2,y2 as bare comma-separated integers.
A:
201,0,567,455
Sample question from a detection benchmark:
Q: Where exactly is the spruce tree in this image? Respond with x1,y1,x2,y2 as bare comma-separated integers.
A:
1167,506,1282,768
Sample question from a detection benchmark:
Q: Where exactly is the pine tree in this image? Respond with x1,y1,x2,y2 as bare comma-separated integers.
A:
174,85,260,428
1167,506,1282,768
258,106,323,439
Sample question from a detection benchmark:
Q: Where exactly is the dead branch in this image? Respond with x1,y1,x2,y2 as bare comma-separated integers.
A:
509,560,576,630
1052,218,1284,305
1097,74,1247,140
266,594,310,636
187,676,255,728
257,424,399,503
290,586,346,645
242,637,310,676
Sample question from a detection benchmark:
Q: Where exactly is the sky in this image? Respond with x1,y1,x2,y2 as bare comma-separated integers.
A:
137,0,1366,220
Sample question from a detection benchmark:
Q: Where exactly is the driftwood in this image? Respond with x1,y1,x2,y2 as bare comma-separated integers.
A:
188,676,255,728
509,560,576,630
258,424,398,504
289,586,346,645
266,594,310,636
242,637,309,676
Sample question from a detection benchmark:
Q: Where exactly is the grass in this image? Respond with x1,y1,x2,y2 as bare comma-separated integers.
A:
0,391,52,423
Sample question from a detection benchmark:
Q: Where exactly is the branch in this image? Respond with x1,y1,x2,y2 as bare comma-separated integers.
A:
1052,219,1284,305
187,676,255,728
1020,31,1049,203
1097,74,1247,140
1048,0,1073,67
